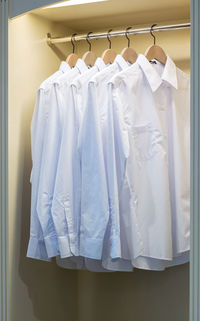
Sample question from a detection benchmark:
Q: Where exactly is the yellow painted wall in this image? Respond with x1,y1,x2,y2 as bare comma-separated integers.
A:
8,13,78,321
8,12,189,321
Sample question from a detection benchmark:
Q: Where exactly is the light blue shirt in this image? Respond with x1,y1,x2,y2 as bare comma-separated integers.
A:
27,62,70,260
79,55,130,260
56,56,133,271
51,58,106,259
36,59,87,258
54,58,132,272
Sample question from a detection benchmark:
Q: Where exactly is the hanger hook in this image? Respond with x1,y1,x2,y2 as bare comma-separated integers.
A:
125,27,132,48
86,32,93,51
71,33,77,54
107,29,112,49
150,24,157,45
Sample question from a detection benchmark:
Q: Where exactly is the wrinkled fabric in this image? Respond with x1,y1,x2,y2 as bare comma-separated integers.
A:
79,55,129,260
27,61,70,260
36,59,87,258
51,58,106,260
108,54,190,269
28,55,190,272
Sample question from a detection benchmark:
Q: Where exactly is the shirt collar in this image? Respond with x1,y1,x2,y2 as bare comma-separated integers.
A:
59,61,71,73
75,58,88,74
137,54,178,92
162,55,178,89
94,57,106,71
137,54,162,92
114,54,129,70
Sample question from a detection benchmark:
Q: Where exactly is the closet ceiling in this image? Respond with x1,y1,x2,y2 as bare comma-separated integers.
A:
33,0,190,31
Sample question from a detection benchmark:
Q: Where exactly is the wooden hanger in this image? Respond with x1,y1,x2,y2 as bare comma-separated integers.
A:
121,27,137,64
66,33,79,68
82,32,97,67
145,24,167,65
101,29,116,64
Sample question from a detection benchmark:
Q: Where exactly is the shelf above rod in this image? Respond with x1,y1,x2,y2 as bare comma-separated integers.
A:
47,22,191,45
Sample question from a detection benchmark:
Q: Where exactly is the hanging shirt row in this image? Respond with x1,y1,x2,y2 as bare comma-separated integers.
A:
27,53,190,272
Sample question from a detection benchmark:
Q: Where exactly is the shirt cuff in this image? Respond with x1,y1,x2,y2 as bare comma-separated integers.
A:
44,235,60,258
27,236,50,261
57,236,72,258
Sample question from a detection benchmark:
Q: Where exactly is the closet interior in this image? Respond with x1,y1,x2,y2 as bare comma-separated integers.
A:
8,0,190,320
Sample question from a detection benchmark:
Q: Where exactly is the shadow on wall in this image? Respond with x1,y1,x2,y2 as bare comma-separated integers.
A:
16,97,189,321
77,264,189,321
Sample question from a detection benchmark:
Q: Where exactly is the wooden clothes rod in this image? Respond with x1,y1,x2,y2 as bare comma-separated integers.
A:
47,22,191,46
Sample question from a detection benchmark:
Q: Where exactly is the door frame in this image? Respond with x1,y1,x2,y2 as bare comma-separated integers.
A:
0,1,9,321
0,1,199,320
190,0,200,320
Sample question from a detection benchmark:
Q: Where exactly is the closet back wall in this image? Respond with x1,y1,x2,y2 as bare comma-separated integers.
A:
8,12,190,321
8,13,78,321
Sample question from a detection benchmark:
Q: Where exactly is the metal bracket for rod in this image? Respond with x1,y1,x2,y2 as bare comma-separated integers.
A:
47,33,53,47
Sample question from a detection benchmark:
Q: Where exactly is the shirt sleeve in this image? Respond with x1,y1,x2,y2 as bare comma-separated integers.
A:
51,86,79,258
27,89,50,261
110,82,130,187
101,83,124,259
78,82,109,259
36,84,64,258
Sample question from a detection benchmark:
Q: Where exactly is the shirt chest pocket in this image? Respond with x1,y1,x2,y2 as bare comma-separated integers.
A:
132,123,165,162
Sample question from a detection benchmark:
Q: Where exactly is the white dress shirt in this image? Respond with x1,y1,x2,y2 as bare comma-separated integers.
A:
52,58,106,259
79,55,131,261
27,61,70,260
137,54,190,268
55,57,131,271
28,54,189,271
57,56,134,271
58,53,189,272
36,59,87,258
109,54,189,270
